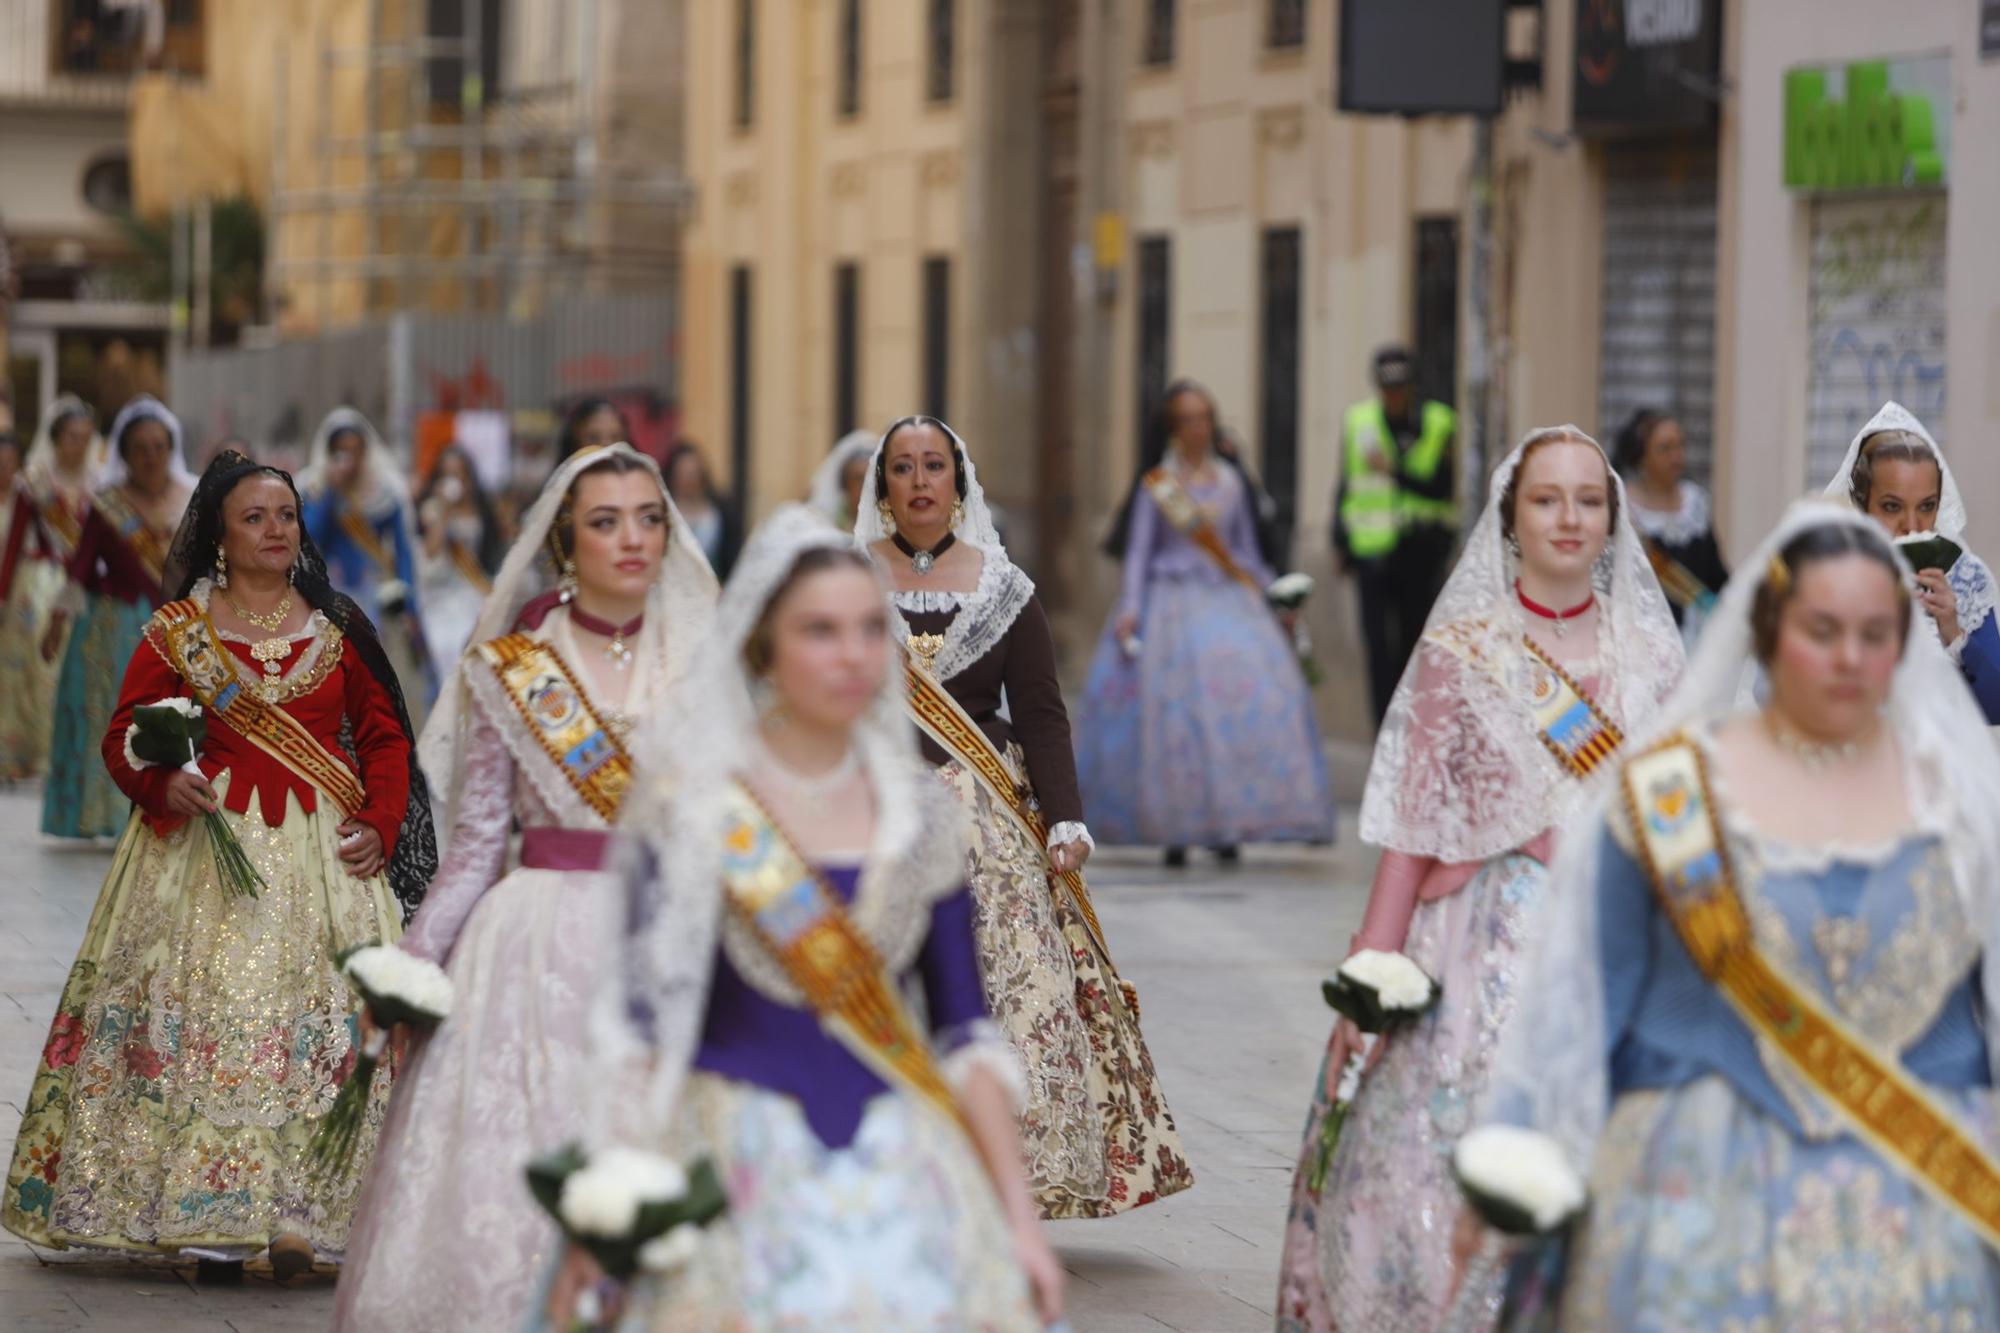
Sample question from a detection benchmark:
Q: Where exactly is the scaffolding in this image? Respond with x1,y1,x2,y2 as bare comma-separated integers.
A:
267,0,690,331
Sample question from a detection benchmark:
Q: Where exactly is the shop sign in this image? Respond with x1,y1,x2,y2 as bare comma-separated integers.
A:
1573,0,1722,131
1785,55,1951,191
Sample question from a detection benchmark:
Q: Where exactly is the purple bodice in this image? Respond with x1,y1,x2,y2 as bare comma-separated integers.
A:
691,864,990,1147
1119,462,1275,620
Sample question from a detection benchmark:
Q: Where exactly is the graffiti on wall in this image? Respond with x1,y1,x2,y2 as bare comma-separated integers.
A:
1806,195,1947,486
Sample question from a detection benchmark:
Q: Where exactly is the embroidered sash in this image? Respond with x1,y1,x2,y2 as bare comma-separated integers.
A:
1643,540,1717,613
339,508,396,576
1432,626,1624,781
150,600,366,816
475,633,632,825
38,494,82,557
901,653,1136,1019
94,488,171,588
1621,734,2000,1253
717,780,967,1131
447,539,493,596
1143,467,1259,590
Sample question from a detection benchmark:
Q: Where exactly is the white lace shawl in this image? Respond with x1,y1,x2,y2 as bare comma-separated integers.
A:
809,430,877,527
102,394,195,489
296,407,411,523
591,505,970,1142
1627,480,1713,547
1358,427,1686,863
23,394,107,496
1478,501,2000,1177
416,442,719,836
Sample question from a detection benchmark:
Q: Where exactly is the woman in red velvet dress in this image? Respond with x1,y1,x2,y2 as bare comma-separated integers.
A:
3,451,437,1280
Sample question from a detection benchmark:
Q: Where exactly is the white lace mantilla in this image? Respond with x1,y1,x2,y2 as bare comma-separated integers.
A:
1627,481,1712,547
888,555,1036,685
891,588,969,614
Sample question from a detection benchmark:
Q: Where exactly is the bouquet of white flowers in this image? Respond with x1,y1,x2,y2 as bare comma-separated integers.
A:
526,1143,729,1282
1305,951,1439,1191
309,944,454,1178
1452,1125,1587,1235
1265,572,1323,686
123,698,266,899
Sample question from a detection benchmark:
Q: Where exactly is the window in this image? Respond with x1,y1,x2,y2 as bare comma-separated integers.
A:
730,265,754,509
927,0,955,103
1268,0,1306,49
733,0,756,130
52,0,207,77
425,0,504,106
1135,235,1172,453
1259,227,1302,548
834,263,861,435
922,256,951,419
1141,0,1176,66
838,0,862,118
1412,216,1460,411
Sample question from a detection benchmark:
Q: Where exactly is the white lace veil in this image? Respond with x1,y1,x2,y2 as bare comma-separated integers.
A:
1358,426,1685,863
1821,401,1966,539
592,504,962,1139
853,415,1006,555
809,430,878,526
24,394,106,490
416,442,719,834
297,407,411,519
1478,500,2000,1176
101,395,194,489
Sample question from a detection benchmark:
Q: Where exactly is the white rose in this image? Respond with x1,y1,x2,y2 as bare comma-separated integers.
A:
637,1224,703,1273
153,697,202,718
559,1149,691,1238
345,945,455,1020
1453,1125,1586,1232
1267,572,1315,602
1339,950,1435,1011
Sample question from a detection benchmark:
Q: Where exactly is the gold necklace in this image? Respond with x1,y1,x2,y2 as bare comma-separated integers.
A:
226,587,295,633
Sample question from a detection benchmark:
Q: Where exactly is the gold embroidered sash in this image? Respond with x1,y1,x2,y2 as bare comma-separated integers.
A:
475,633,632,824
1643,540,1716,613
901,652,1132,1018
1621,734,2000,1253
150,600,366,816
1433,626,1624,781
1143,467,1259,589
338,508,396,576
447,539,493,596
717,780,967,1131
94,487,171,588
39,495,82,556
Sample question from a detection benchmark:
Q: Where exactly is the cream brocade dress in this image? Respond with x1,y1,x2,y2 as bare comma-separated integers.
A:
334,613,638,1332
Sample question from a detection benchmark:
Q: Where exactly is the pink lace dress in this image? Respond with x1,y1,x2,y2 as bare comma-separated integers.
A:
333,651,625,1332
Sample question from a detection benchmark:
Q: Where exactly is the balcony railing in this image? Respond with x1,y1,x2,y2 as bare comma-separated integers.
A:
0,0,203,107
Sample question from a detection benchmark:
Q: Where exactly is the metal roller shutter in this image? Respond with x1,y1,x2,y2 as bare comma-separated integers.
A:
1598,141,1719,485
1805,193,1948,488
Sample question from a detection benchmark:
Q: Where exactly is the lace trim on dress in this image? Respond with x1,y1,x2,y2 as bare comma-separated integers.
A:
189,581,346,703
891,588,968,613
889,555,1037,685
1626,481,1712,547
1949,550,1997,640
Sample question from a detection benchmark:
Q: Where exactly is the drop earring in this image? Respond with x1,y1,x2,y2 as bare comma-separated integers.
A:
949,498,964,529
876,498,896,534
214,545,229,589
559,558,578,604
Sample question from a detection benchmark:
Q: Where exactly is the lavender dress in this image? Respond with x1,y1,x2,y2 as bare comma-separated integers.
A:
1075,461,1333,846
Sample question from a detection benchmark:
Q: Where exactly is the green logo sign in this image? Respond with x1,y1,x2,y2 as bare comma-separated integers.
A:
1785,59,1946,191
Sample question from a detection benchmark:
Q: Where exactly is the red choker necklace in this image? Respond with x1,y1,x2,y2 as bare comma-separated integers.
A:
1515,580,1594,639
567,605,643,669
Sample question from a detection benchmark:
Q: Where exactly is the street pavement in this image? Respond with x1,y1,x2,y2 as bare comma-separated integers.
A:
0,782,1373,1332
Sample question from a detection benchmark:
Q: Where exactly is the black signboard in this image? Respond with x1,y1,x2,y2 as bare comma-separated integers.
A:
1984,0,2000,60
1574,0,1722,131
1339,0,1502,117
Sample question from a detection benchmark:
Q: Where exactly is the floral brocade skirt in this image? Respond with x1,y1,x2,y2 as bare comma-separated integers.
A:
617,1074,1039,1333
41,593,150,840
938,750,1194,1218
334,865,619,1332
1277,852,1548,1333
3,777,403,1256
0,569,57,781
1537,1077,2000,1331
1073,573,1333,847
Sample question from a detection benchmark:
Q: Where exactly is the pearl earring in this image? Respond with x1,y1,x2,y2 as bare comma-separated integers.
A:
214,545,229,589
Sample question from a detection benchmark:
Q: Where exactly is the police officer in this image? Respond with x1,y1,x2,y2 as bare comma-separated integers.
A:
1333,345,1458,726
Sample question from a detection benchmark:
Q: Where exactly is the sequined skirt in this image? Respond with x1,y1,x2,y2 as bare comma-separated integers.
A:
1278,852,1547,1333
0,566,57,780
3,776,403,1255
41,593,150,839
937,751,1194,1218
613,1074,1040,1333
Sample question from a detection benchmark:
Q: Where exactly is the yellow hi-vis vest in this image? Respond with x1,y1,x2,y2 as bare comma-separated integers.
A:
1339,399,1458,558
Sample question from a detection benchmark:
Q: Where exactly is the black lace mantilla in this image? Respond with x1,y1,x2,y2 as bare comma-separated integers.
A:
164,450,440,920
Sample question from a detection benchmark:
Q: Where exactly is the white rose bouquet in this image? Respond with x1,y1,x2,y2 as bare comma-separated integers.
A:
1306,950,1439,1190
309,944,454,1177
1452,1124,1587,1235
1265,572,1323,686
123,698,266,899
526,1143,729,1282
